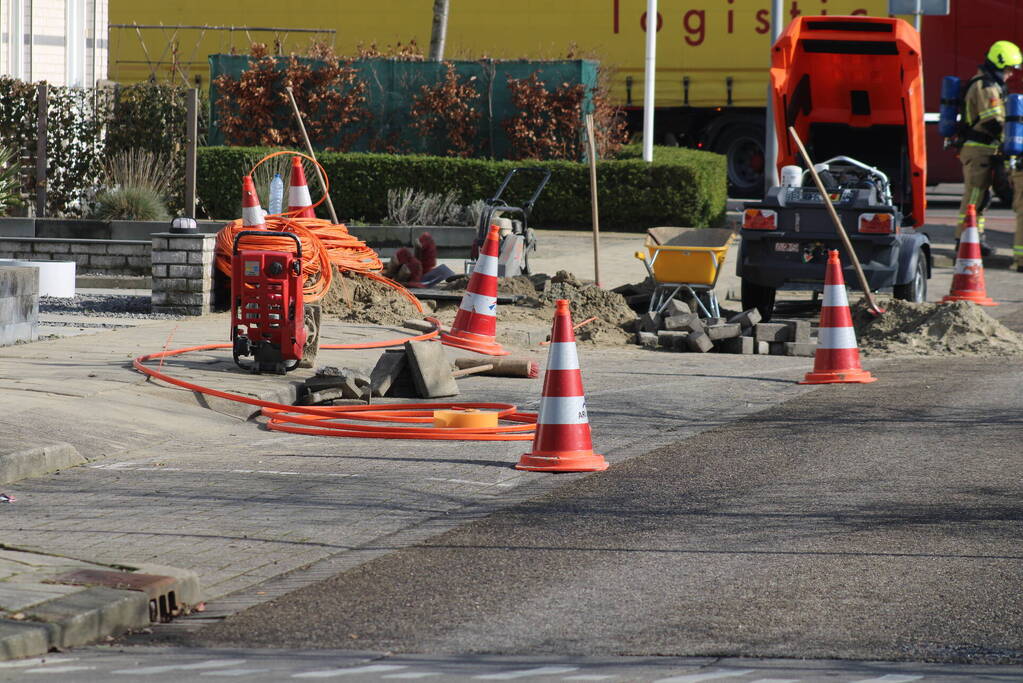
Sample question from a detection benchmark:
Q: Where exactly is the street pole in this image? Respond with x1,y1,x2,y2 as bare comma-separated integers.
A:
642,0,657,163
763,0,783,192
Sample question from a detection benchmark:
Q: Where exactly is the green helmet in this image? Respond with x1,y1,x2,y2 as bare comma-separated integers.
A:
987,40,1023,69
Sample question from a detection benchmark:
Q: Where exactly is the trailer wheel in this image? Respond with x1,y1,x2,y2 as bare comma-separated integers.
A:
741,280,776,322
893,255,927,303
715,123,765,199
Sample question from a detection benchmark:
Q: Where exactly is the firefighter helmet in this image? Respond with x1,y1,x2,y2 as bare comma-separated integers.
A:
988,41,1023,70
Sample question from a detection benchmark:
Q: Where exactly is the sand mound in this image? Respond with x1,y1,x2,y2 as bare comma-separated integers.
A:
852,298,1023,356
319,271,419,326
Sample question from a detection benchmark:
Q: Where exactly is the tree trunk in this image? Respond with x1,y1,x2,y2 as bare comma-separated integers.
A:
429,0,450,61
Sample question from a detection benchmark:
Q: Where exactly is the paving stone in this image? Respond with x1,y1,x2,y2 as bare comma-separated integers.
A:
718,336,754,354
727,308,762,330
404,340,459,398
663,312,697,331
637,311,663,333
686,329,713,353
755,322,793,343
785,341,817,357
636,331,658,349
769,341,787,355
774,318,812,344
657,330,688,348
705,323,741,341
660,298,693,317
755,340,771,354
369,349,409,398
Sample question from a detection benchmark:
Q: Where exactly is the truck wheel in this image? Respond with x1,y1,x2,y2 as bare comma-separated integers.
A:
715,123,765,199
741,280,776,321
893,256,927,303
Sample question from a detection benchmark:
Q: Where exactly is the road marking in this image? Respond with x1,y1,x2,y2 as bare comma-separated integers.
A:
88,464,358,478
749,679,801,683
25,666,96,674
849,676,923,683
381,674,442,679
112,659,247,674
427,477,516,487
563,676,618,681
293,665,408,678
654,670,756,683
200,670,272,677
475,667,580,680
0,658,77,669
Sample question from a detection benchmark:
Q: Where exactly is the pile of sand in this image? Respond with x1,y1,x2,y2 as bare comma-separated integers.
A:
852,298,1023,356
319,271,420,326
439,271,637,345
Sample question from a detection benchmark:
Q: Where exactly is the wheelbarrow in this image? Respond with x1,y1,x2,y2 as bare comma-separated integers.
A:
634,227,736,318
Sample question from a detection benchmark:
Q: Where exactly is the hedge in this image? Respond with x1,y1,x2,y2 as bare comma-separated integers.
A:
196,144,727,232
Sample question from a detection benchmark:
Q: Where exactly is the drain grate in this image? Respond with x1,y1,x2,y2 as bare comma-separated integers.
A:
52,569,181,622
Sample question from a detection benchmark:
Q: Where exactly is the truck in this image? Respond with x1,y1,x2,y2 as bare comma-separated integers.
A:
737,15,932,319
107,0,1021,197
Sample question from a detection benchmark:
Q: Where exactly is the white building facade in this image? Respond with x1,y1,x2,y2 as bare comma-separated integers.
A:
1,0,108,86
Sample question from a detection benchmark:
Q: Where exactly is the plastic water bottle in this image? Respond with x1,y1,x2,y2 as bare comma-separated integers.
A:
268,173,284,215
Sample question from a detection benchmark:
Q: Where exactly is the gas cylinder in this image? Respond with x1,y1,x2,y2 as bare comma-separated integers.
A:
1004,93,1023,157
938,76,961,138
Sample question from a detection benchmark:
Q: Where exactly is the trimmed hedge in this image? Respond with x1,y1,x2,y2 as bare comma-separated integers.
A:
196,144,726,231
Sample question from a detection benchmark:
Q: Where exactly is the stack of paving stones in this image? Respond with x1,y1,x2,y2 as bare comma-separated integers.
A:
634,299,816,356
150,233,216,316
0,266,38,346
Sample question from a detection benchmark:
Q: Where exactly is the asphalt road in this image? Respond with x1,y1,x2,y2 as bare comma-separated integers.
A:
164,344,1022,663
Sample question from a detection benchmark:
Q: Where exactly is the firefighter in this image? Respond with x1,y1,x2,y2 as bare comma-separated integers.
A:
958,40,1022,256
1013,165,1023,271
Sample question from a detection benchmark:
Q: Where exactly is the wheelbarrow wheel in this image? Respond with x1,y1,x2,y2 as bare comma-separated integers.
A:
741,280,776,322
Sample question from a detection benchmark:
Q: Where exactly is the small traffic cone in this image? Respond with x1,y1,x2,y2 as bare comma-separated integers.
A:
241,175,266,229
287,156,316,218
516,299,608,473
800,250,876,385
440,224,509,356
943,204,997,306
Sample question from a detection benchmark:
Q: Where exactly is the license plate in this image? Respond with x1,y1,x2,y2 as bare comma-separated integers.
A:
774,241,799,253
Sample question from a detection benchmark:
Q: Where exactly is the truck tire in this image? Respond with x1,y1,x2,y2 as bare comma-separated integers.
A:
741,280,776,321
893,255,927,303
715,123,766,199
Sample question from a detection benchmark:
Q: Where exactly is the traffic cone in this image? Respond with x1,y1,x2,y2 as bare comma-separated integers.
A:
241,175,266,229
942,204,997,306
799,250,876,385
287,156,316,218
440,224,509,356
516,299,608,472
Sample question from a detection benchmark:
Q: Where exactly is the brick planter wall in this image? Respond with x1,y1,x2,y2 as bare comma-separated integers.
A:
151,233,216,316
0,237,150,276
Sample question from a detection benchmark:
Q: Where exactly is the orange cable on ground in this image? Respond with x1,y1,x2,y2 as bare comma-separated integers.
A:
132,324,536,441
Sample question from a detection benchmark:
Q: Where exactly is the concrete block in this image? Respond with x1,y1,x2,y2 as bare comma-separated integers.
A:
657,330,688,348
72,254,91,267
168,264,205,279
370,349,409,398
703,317,725,326
0,266,38,297
126,256,151,269
686,330,713,353
75,243,110,255
405,341,459,398
0,442,84,485
32,241,70,254
0,218,37,237
719,336,754,354
0,321,38,346
151,264,168,278
755,341,770,354
769,342,786,355
88,255,127,269
784,341,817,357
0,619,52,660
0,240,34,252
150,291,168,305
727,308,762,330
637,311,662,333
663,312,697,331
164,235,212,252
151,237,169,251
774,318,812,344
160,292,205,306
636,331,658,349
0,294,38,323
705,323,741,341
755,322,793,343
187,250,213,264
107,244,146,256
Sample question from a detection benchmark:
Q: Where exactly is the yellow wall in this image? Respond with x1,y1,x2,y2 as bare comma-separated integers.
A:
109,0,891,107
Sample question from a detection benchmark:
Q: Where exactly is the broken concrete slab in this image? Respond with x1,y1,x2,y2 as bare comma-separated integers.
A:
404,341,459,398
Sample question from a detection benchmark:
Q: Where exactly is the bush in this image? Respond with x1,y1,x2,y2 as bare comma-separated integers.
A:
0,145,22,216
92,187,170,221
197,145,726,231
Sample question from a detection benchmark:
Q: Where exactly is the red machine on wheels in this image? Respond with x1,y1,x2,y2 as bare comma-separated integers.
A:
231,230,307,374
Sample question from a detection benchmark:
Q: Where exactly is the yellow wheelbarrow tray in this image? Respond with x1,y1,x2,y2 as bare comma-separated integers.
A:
634,227,736,318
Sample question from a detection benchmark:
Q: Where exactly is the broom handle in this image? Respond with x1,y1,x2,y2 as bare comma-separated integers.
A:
286,86,340,225
787,127,884,315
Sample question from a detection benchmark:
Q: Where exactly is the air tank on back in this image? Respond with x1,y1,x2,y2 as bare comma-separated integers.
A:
1004,93,1023,157
939,76,961,138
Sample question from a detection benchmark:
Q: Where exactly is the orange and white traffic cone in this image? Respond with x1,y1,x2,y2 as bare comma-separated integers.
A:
943,204,997,306
241,175,266,229
287,156,316,218
516,299,608,472
800,250,876,385
440,224,509,356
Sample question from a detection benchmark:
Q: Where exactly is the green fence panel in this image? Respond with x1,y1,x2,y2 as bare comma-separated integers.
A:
207,56,597,159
